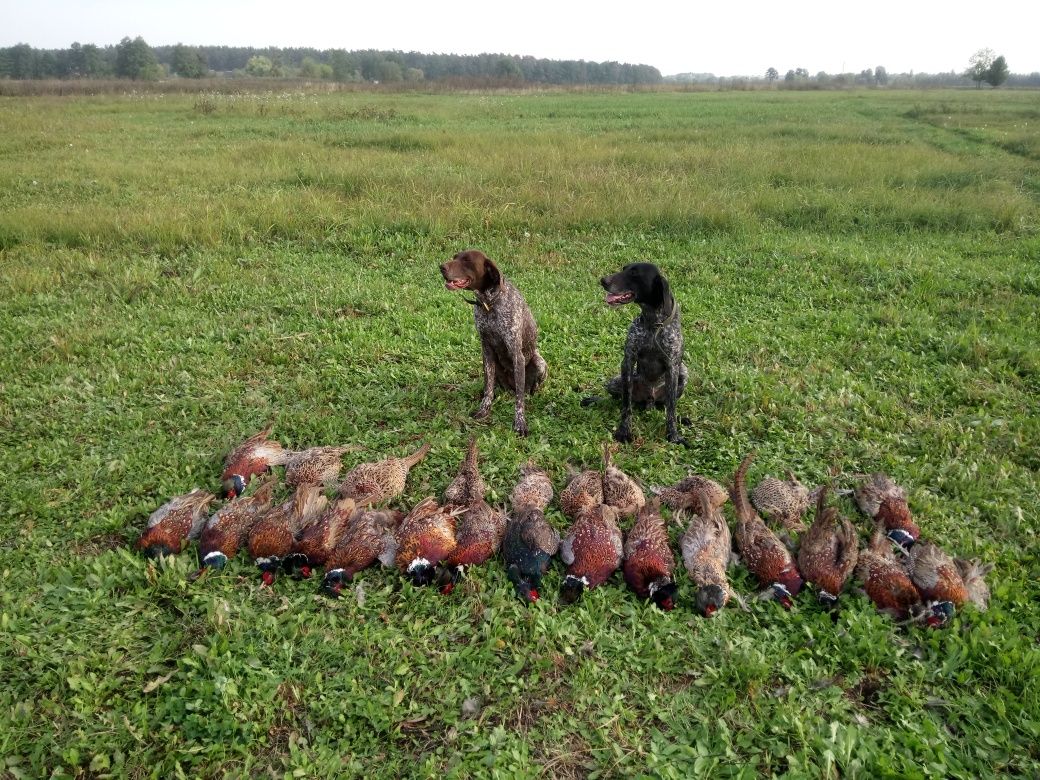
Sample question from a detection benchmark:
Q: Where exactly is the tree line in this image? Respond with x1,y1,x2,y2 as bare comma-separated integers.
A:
0,38,663,85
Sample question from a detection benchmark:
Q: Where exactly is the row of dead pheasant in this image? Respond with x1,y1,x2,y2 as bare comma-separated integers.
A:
137,426,992,627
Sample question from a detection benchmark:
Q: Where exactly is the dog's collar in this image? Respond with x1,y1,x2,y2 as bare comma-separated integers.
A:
465,285,501,312
648,299,679,331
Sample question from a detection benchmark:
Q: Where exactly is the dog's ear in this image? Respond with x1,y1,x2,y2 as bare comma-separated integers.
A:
481,257,502,291
650,271,670,308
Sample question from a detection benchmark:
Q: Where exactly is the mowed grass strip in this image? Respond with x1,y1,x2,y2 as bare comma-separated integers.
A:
0,89,1038,778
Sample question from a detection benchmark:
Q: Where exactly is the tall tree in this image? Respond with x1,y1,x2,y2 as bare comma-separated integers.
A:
985,55,1009,87
115,36,160,80
171,44,207,78
874,65,888,85
766,67,778,83
966,48,994,89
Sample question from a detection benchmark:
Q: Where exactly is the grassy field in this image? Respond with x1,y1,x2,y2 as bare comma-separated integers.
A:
1,87,1039,778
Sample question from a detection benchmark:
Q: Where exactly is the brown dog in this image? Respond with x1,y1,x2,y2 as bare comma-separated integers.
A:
440,250,547,436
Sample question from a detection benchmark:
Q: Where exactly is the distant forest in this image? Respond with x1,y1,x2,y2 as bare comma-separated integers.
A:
0,39,663,85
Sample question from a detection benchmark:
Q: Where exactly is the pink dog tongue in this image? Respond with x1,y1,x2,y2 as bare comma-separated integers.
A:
446,279,468,290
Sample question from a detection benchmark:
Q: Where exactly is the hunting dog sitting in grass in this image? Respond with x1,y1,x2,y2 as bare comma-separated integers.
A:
592,262,688,446
440,250,547,436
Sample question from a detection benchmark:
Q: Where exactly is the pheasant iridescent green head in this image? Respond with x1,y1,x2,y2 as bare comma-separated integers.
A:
648,578,677,611
405,558,437,587
926,601,955,628
506,564,540,604
222,474,247,500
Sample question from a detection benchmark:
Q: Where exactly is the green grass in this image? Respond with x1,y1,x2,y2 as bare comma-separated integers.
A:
1,88,1039,778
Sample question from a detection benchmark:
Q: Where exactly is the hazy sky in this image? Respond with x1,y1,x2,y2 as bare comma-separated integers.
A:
1,0,1037,76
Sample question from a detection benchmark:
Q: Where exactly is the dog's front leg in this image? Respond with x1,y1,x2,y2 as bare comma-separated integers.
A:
664,363,687,446
614,340,635,443
511,351,528,436
474,341,496,420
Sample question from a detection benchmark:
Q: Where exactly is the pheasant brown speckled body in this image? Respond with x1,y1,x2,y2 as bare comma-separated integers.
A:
854,473,921,549
856,524,924,621
321,507,404,595
622,500,676,609
680,492,733,617
291,497,358,577
221,425,289,499
137,489,216,559
797,487,859,607
247,484,328,585
602,443,645,518
752,473,812,533
559,504,623,604
443,437,486,506
905,541,969,608
510,462,554,513
338,442,432,507
195,479,276,574
731,453,803,609
393,497,459,586
954,558,994,612
656,474,728,515
560,467,603,521
284,446,353,490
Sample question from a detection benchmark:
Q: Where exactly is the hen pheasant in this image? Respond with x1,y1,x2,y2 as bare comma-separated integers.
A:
679,492,734,617
752,472,812,533
338,442,432,507
284,446,353,490
602,443,645,518
510,461,554,513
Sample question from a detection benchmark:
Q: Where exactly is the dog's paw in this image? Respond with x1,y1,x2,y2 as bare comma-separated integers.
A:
472,407,491,420
679,416,692,427
667,432,690,448
514,418,529,437
580,395,602,408
613,427,633,444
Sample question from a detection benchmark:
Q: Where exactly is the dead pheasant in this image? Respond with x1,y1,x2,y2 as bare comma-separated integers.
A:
559,503,623,604
905,540,970,613
338,442,432,507
679,492,734,617
284,446,353,490
393,496,460,586
321,507,404,596
289,497,358,578
622,500,676,610
137,489,216,559
854,473,920,549
731,453,804,609
797,486,859,608
221,424,289,499
752,472,812,533
246,484,328,586
436,438,505,593
602,443,645,517
193,478,276,577
443,437,486,505
510,461,554,513
654,474,728,515
438,501,507,593
503,506,560,603
560,466,603,521
856,522,932,623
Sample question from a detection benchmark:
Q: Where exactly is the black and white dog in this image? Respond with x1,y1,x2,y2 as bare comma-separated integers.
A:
596,263,688,445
